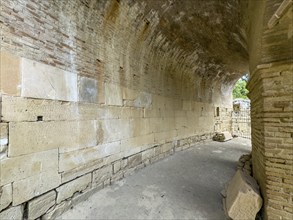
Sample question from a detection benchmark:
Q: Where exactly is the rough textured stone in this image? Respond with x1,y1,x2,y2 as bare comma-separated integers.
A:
28,190,56,219
224,170,263,220
213,132,233,142
42,200,72,220
0,149,58,186
92,165,112,186
104,83,123,106
56,174,91,204
0,123,8,159
0,184,12,212
0,205,23,220
13,170,61,205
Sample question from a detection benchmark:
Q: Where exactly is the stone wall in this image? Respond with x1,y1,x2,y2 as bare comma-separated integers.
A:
0,0,233,219
247,0,293,219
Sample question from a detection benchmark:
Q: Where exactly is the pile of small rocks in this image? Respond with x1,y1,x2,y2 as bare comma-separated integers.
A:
237,154,252,176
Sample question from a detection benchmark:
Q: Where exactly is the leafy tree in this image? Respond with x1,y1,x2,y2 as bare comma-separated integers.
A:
233,76,249,99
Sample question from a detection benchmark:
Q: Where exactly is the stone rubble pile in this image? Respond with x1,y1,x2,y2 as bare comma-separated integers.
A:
212,131,233,142
237,153,252,176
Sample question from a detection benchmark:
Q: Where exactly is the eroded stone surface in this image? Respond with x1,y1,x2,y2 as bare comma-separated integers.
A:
0,205,23,220
0,184,12,212
28,190,56,219
224,170,263,220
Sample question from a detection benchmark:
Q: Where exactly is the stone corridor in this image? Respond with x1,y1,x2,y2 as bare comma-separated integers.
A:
0,0,292,219
58,138,251,220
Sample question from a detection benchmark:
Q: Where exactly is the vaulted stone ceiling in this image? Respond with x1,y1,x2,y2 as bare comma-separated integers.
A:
140,0,249,78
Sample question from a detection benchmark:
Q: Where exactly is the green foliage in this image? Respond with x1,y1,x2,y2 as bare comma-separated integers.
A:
233,78,249,99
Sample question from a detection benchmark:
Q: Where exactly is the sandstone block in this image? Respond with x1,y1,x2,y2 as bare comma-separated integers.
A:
0,51,21,96
21,58,77,101
92,165,112,186
104,83,123,106
127,153,142,168
121,134,155,152
0,205,23,220
78,76,98,103
224,170,263,220
8,120,97,156
42,200,72,220
13,170,61,205
1,95,79,122
28,190,56,219
61,159,104,183
0,149,58,186
122,87,139,100
57,174,91,204
59,141,120,172
154,130,178,144
129,118,150,137
0,184,12,211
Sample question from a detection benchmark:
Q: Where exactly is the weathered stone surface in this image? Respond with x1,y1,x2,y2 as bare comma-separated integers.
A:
92,165,112,186
21,58,77,101
127,153,143,168
0,51,21,96
224,170,263,220
1,95,79,122
57,174,91,204
8,121,97,156
28,190,56,219
42,200,72,220
104,83,123,106
78,76,98,103
59,141,120,172
13,170,61,205
0,205,23,220
0,184,12,211
0,149,58,186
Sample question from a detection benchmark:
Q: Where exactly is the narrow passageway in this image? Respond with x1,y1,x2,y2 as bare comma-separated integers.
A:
59,138,251,220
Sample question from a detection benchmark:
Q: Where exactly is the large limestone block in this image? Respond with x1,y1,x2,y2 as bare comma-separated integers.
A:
129,118,150,137
0,184,12,211
121,134,155,153
98,119,131,143
0,149,58,186
59,141,120,172
56,174,91,204
133,92,152,108
78,76,98,103
0,51,21,96
13,170,61,205
21,58,77,101
225,170,263,220
1,95,79,122
8,120,97,156
28,190,56,219
0,205,23,220
104,83,123,106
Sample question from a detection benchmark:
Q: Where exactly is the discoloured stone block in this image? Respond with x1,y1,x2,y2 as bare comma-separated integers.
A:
8,121,97,156
42,200,72,220
105,83,123,106
21,58,77,101
92,165,112,186
0,149,58,186
0,205,23,220
0,51,21,96
127,153,142,168
0,184,12,211
133,92,152,108
28,190,56,219
57,174,91,204
13,170,61,205
78,76,98,103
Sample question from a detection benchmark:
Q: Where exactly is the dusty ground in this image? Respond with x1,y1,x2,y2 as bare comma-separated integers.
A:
59,137,251,220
